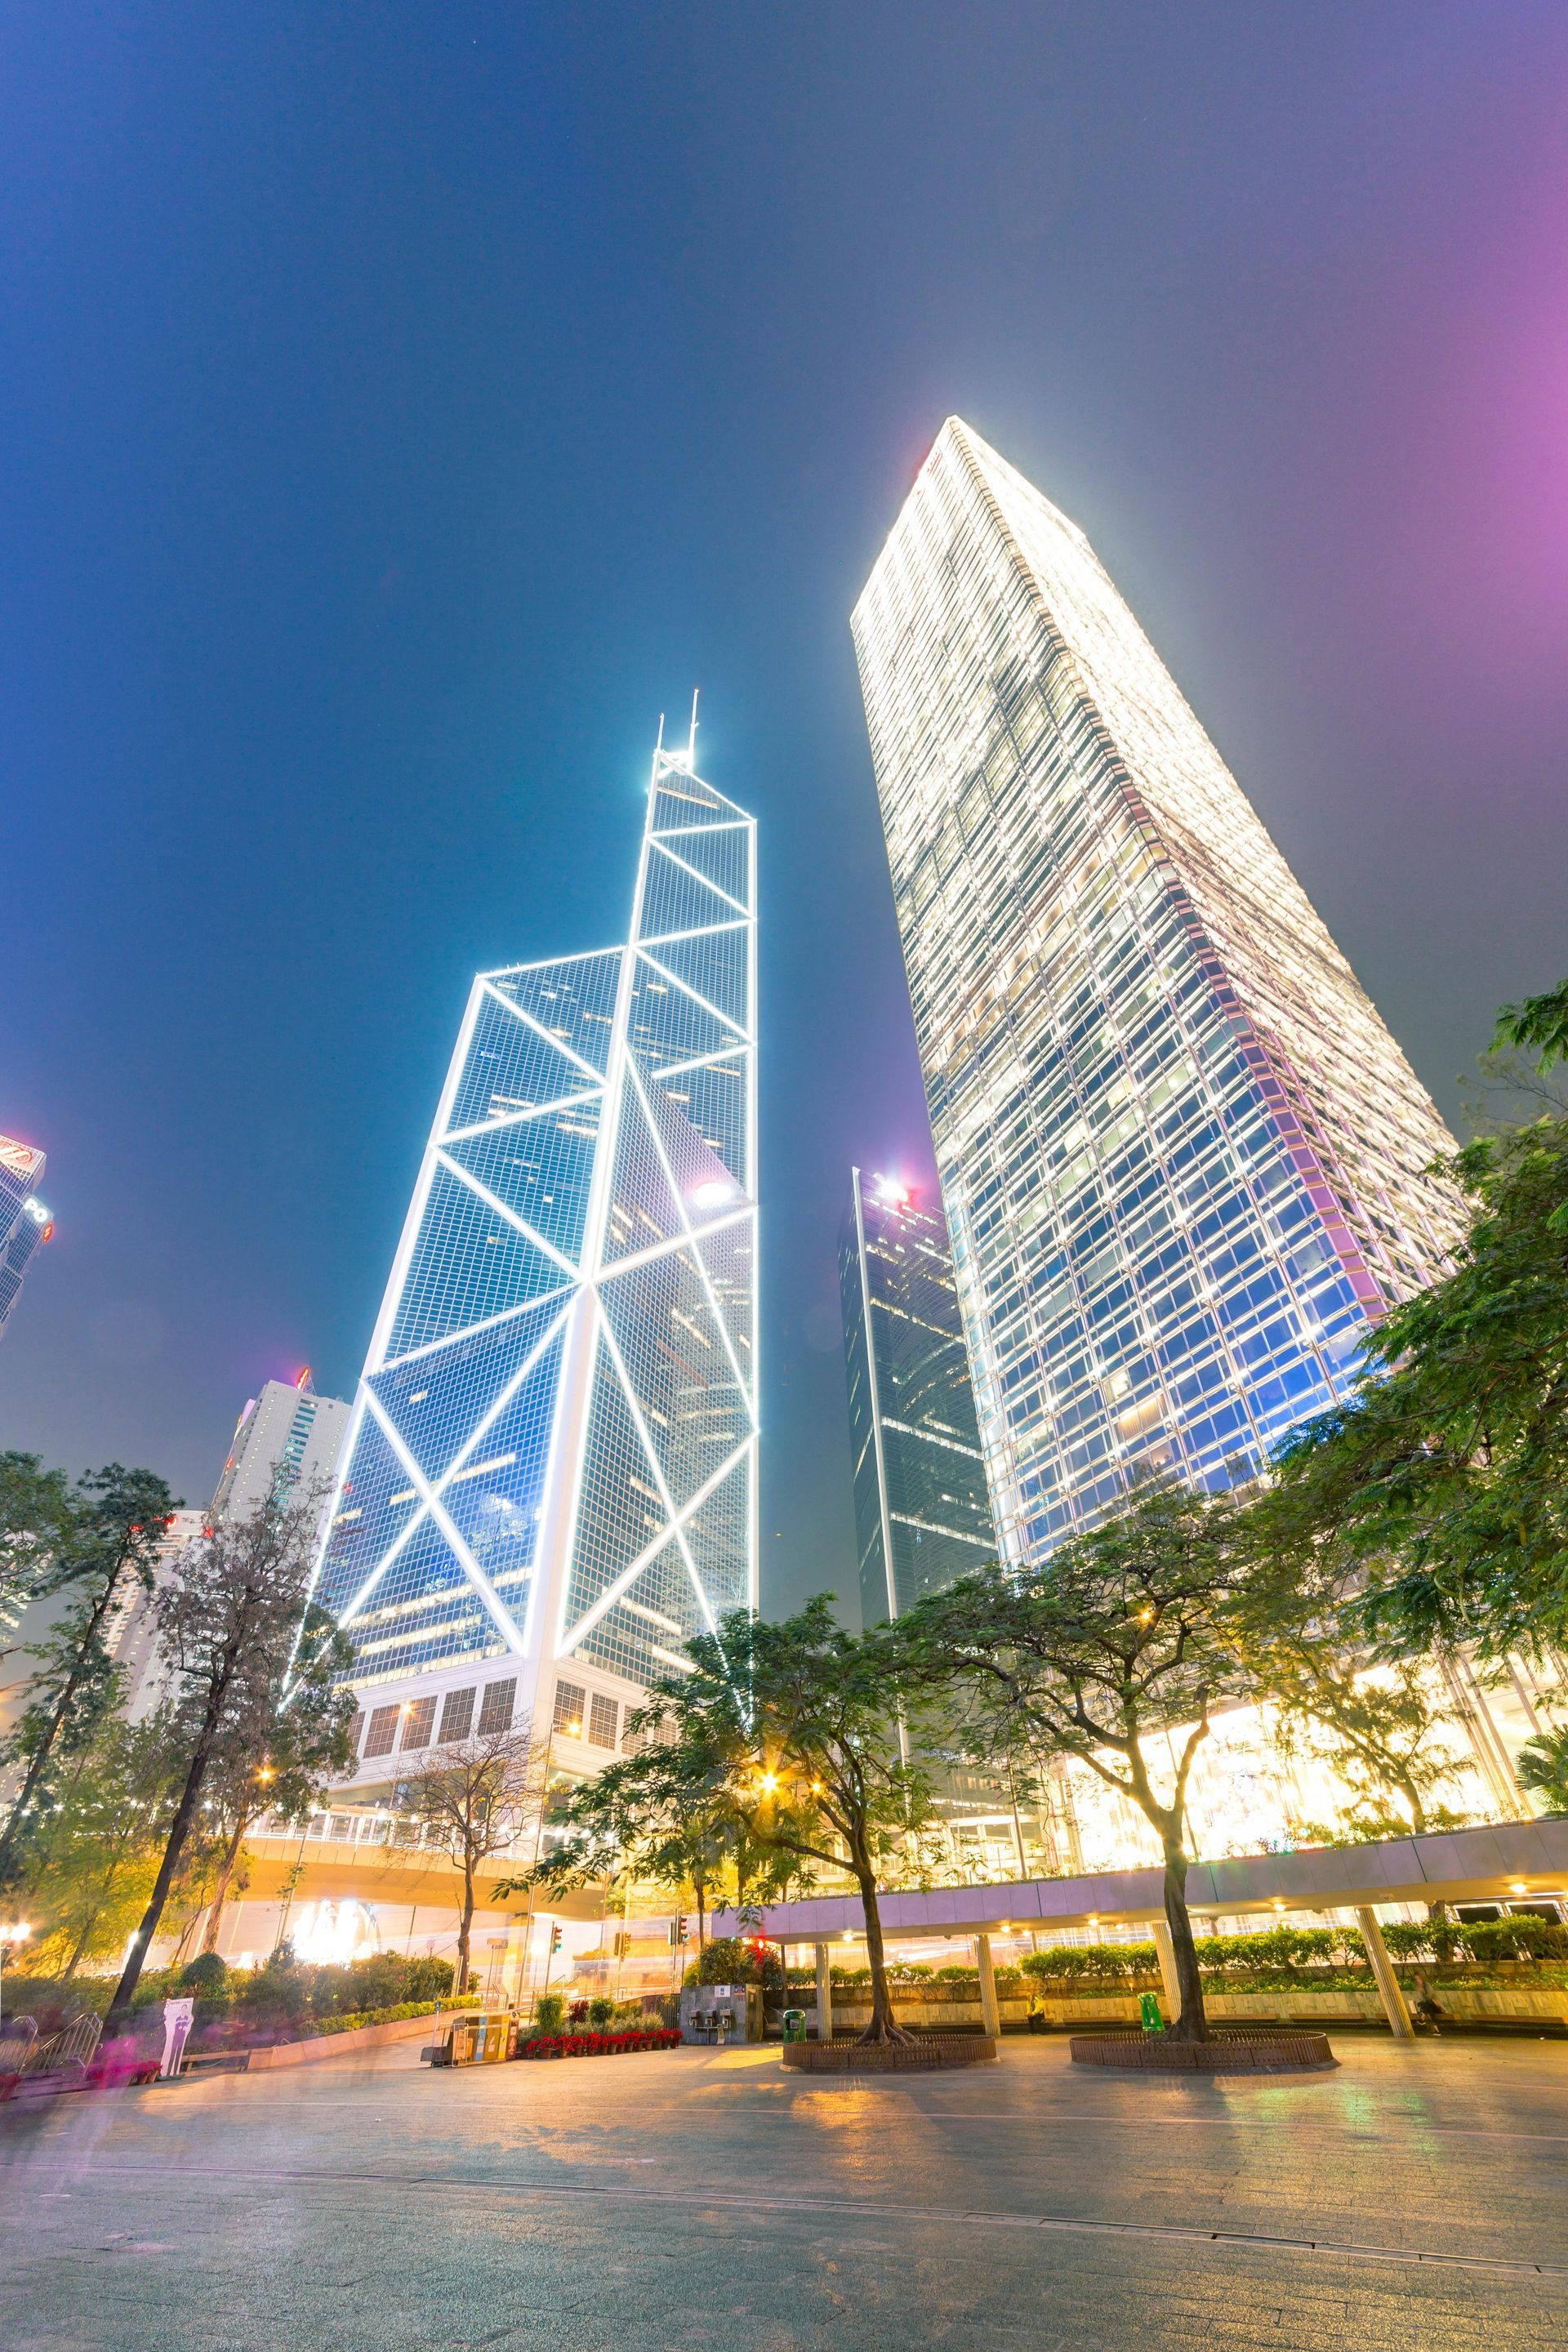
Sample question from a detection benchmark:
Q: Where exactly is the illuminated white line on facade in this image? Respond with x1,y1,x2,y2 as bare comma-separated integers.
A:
307,719,759,1731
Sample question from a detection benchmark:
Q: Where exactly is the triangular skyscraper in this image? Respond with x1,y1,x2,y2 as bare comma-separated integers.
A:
308,724,758,1775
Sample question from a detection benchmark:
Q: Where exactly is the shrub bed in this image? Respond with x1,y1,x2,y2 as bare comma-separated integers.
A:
1018,1920,1568,1994
516,2028,683,2060
3,1953,457,2051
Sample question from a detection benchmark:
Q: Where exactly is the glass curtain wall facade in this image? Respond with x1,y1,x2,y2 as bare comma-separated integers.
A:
310,730,758,1760
839,1168,996,1627
852,418,1462,1564
0,1134,52,1341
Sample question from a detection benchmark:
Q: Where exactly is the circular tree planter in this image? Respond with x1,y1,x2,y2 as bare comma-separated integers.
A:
1071,2031,1335,2074
784,2036,998,2073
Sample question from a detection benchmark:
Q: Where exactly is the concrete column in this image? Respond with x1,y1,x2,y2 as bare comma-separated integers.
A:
1356,1907,1414,2039
1150,1919,1183,2023
975,1933,1001,2041
814,1942,834,2044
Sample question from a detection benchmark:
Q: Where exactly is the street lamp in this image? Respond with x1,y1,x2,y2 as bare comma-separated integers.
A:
0,1921,32,2026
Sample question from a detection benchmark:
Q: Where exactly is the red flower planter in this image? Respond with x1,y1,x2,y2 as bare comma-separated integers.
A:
516,2028,682,2060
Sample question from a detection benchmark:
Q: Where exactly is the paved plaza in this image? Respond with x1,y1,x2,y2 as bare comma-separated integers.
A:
2,2033,1566,2350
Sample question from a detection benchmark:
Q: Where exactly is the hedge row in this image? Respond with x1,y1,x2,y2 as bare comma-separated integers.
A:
1018,1918,1567,1980
298,2000,445,2038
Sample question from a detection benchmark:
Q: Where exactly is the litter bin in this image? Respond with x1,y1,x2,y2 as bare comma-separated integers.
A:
1138,1993,1165,2036
782,2008,807,2044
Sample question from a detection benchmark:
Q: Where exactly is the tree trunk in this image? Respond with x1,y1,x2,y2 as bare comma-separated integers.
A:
62,1905,101,1980
457,1853,477,1993
201,1817,250,1955
1161,1842,1208,2042
102,1633,243,2037
696,1877,706,1950
851,1846,910,2047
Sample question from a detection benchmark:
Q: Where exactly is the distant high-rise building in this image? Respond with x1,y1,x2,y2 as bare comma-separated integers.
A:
840,1168,995,1626
103,1508,206,1722
852,418,1461,1563
0,1135,53,1342
309,724,758,1780
212,1373,351,1527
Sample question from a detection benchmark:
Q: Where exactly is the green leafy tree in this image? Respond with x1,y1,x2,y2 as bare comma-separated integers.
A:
650,1809,733,1953
194,1630,362,1958
1232,1533,1477,1840
16,1708,174,1976
103,1488,354,2036
0,1452,73,1660
687,1932,781,1987
401,1725,540,1992
0,1462,177,1892
898,1487,1254,2042
1267,980,1568,1658
526,1601,934,2045
1267,1659,1476,1844
1494,977,1568,1071
1516,1723,1568,1817
511,1713,794,1982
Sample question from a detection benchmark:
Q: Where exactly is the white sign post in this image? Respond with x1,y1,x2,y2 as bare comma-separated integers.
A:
160,1996,195,2079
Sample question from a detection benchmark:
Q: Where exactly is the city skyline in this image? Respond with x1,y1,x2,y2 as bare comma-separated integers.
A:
7,12,1565,1631
853,419,1464,1560
308,724,758,1753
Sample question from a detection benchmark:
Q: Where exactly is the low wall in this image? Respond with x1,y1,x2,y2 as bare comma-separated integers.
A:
242,2011,439,2071
806,1987,1568,2033
810,1998,1028,2033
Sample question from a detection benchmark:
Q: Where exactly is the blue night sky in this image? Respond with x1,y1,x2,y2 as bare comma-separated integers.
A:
3,6,1567,1619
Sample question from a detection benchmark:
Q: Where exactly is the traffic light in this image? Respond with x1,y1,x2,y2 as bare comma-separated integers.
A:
550,1922,563,1954
670,1913,688,1947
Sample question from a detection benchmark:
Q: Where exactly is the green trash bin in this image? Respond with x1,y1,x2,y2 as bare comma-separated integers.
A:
782,2008,807,2044
1139,1992,1165,2035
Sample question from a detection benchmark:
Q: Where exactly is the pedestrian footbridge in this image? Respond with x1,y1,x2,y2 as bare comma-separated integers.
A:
719,1820,1568,2043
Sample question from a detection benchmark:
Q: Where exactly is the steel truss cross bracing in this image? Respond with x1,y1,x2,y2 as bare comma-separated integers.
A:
309,727,759,1715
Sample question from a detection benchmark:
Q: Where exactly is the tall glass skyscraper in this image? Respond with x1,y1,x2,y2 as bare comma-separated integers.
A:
852,419,1461,1565
840,1169,995,1626
310,728,757,1773
0,1134,53,1342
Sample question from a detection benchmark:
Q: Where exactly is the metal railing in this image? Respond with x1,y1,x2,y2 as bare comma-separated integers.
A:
0,2013,102,2077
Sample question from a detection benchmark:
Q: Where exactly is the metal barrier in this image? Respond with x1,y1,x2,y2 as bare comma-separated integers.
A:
0,2012,103,2096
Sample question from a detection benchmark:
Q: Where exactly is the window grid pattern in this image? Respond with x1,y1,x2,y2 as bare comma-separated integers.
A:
477,1677,517,1736
851,420,1463,1561
840,1169,998,1626
310,735,757,1704
0,1134,49,1339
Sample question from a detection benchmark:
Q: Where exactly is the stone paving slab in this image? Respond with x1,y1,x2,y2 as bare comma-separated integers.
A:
3,2032,1566,2348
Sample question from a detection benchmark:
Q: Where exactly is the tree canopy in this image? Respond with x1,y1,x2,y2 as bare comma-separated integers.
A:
104,1488,354,2034
1265,1046,1568,1657
0,1460,178,1895
528,1600,933,2043
898,1486,1254,2040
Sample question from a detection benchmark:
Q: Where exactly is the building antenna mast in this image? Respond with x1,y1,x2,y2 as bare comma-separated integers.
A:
688,688,700,770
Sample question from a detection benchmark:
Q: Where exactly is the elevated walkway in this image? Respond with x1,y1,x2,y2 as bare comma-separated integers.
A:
721,1820,1568,1945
